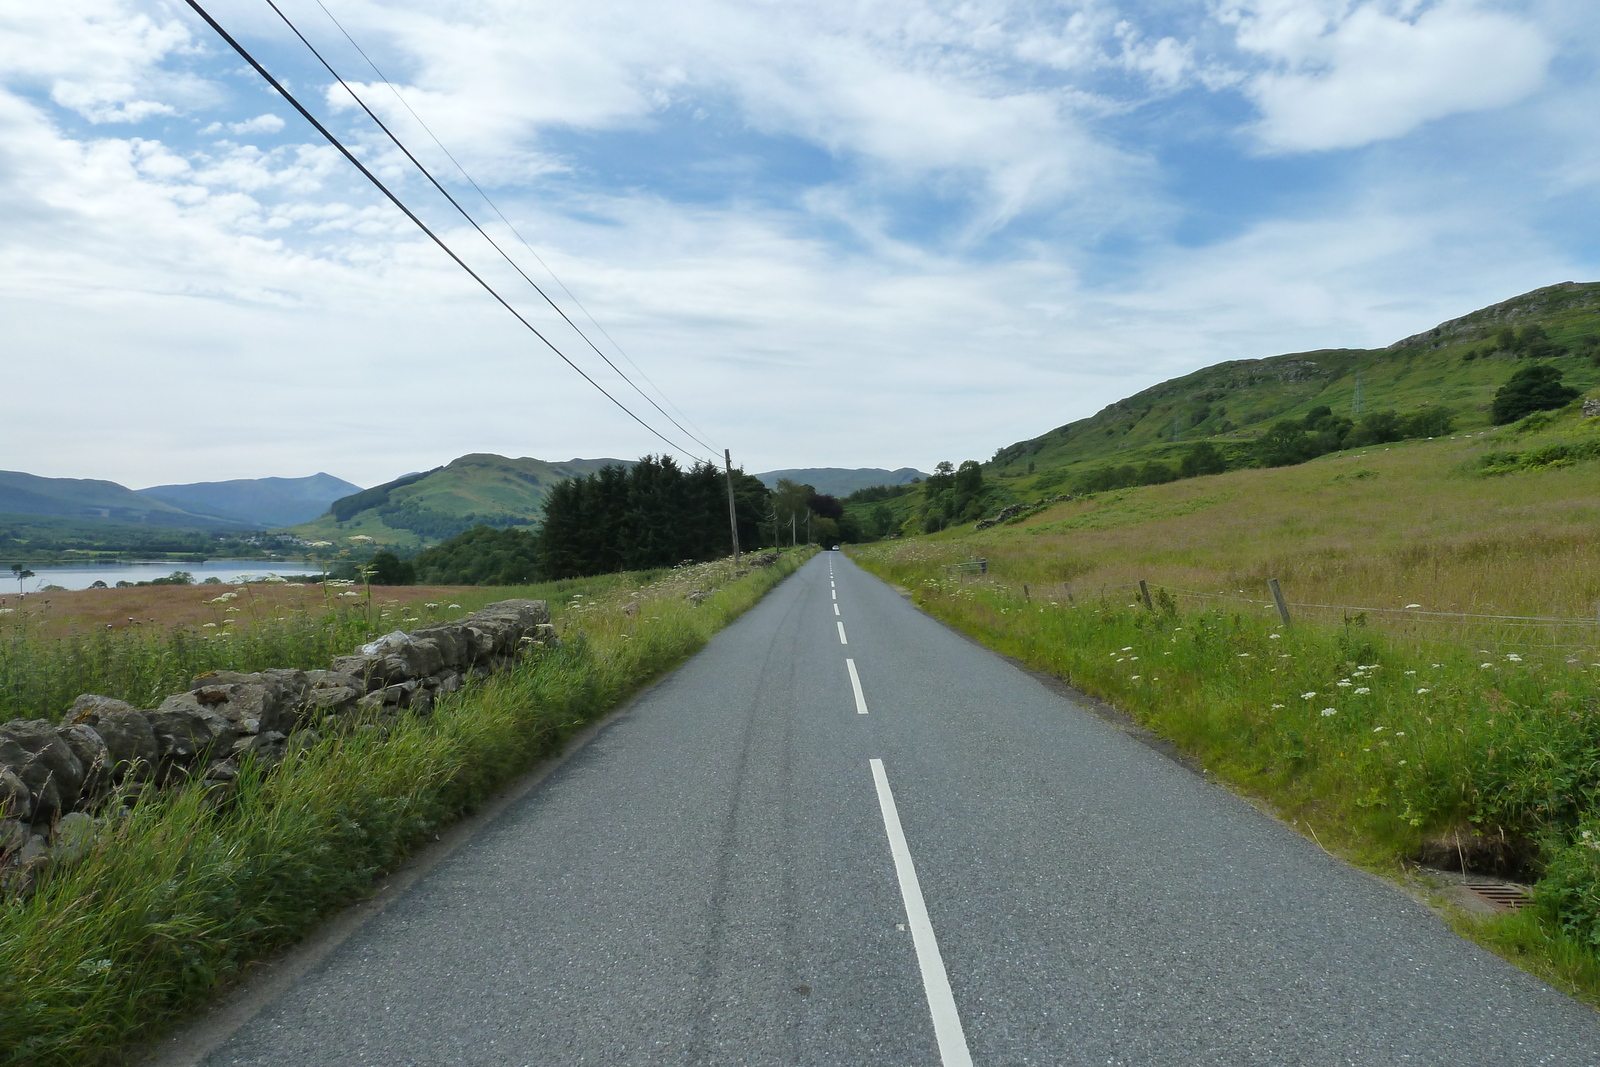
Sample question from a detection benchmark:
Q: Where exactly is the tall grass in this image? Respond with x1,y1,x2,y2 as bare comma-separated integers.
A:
0,610,371,722
0,551,811,1065
852,553,1600,999
912,422,1600,626
0,575,648,723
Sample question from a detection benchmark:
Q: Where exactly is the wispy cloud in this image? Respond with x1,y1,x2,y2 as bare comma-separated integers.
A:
1219,0,1553,152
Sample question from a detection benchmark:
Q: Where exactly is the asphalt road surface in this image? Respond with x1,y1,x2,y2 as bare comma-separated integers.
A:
196,553,1600,1065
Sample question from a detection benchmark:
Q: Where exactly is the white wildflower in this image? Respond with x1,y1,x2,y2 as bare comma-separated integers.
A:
1505,653,1522,662
1354,687,1371,695
1302,692,1317,699
1320,708,1337,717
1416,688,1430,695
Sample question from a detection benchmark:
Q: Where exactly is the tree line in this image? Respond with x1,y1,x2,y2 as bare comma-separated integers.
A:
534,456,772,579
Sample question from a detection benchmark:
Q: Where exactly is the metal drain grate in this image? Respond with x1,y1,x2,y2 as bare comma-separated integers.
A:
1463,882,1532,912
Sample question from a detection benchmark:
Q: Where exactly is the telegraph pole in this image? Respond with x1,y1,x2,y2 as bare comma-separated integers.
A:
723,449,742,568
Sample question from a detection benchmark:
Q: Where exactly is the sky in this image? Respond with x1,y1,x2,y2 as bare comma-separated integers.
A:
3,0,1598,489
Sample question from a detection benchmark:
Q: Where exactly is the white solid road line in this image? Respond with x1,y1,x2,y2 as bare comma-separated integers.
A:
837,621,848,644
846,658,869,714
869,759,973,1067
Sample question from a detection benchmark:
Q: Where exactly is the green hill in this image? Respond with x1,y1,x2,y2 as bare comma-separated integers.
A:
289,453,628,548
987,281,1600,494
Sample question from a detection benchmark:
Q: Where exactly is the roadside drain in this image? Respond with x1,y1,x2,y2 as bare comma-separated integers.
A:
1462,882,1532,913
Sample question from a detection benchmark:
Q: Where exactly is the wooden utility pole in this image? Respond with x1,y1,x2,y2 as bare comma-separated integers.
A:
1139,579,1154,610
723,449,742,568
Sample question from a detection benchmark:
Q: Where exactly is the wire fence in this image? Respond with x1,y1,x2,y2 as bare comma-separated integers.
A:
939,569,1600,657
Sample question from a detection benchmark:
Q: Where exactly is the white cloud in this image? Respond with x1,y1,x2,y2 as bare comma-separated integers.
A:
0,0,1593,489
0,0,201,123
1220,0,1553,152
226,113,286,135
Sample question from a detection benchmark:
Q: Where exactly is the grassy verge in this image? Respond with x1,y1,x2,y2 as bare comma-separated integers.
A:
0,549,812,1065
851,550,1600,1002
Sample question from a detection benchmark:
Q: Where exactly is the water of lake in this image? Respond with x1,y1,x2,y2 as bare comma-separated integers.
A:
8,560,326,592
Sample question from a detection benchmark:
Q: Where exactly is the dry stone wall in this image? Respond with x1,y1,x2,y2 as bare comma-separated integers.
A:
0,599,553,887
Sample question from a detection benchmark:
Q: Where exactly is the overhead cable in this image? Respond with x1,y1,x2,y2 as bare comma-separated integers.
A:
183,0,705,462
272,0,720,456
309,0,720,453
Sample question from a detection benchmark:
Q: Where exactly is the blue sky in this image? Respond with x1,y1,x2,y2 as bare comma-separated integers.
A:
2,0,1597,487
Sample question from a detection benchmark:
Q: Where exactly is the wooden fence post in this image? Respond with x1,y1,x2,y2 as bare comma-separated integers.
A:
1268,578,1292,627
1064,582,1074,604
1139,579,1153,611
1023,584,1030,602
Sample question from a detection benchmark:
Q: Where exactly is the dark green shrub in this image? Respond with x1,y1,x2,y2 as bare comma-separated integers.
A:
1179,442,1228,477
367,550,415,586
1398,407,1454,438
413,527,539,585
1492,364,1580,424
1137,461,1177,485
1346,409,1405,447
1254,421,1319,467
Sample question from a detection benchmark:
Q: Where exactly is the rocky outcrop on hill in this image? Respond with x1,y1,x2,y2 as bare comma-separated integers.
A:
0,600,553,893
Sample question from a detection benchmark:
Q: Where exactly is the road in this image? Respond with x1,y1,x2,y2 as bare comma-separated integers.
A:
194,553,1599,1065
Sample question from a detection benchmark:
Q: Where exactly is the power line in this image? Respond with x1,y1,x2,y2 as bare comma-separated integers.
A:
183,0,704,462
273,0,720,454
307,0,720,454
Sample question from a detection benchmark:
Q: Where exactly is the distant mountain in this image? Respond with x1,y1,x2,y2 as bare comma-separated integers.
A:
291,454,630,548
755,467,928,497
0,470,235,527
138,473,362,528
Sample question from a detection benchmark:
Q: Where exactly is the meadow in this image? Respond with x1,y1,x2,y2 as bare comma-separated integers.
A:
1,574,662,722
0,551,811,1065
851,406,1600,998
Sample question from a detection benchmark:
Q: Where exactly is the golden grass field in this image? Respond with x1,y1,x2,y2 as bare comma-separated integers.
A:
0,583,462,638
896,415,1600,654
